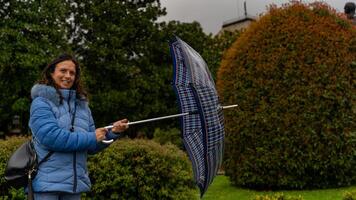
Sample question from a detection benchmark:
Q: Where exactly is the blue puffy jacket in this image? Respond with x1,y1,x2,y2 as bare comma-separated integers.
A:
29,84,118,193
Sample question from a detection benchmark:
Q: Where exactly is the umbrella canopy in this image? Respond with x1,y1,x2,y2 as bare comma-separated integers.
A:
170,36,225,197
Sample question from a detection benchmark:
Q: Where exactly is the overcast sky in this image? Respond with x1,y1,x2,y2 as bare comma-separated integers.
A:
159,0,350,35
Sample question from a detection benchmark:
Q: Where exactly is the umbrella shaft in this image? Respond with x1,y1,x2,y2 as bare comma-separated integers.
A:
105,112,190,129
105,104,237,128
128,112,190,125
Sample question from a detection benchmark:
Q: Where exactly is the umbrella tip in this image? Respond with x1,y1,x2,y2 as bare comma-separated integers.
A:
221,104,238,110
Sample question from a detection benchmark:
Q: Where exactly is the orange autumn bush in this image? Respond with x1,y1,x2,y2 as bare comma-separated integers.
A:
217,1,356,189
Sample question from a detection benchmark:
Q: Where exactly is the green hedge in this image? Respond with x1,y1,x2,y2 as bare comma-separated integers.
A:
153,128,183,149
0,137,197,199
343,191,356,200
0,137,28,199
254,193,304,200
85,139,196,199
217,2,356,189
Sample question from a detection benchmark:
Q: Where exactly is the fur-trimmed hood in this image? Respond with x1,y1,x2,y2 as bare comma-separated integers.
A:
31,84,87,106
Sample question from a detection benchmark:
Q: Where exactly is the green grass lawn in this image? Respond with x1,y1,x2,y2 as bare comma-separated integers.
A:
202,176,356,200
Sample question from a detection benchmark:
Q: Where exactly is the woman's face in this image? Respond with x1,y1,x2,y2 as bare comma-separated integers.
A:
51,60,76,89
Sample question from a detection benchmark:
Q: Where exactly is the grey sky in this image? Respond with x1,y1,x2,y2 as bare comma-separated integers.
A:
159,0,350,35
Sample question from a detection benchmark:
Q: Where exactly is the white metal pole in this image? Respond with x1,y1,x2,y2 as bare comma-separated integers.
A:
104,112,190,129
101,104,238,144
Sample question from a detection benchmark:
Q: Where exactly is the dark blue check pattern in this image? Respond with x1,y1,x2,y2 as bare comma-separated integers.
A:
170,37,224,197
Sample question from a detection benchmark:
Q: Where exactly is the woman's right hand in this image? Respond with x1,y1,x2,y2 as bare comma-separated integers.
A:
95,128,108,142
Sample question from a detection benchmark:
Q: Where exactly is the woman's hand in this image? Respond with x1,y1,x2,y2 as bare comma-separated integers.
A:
112,119,129,133
95,128,108,142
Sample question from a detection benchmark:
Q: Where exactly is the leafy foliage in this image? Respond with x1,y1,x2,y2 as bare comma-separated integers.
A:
70,1,215,137
0,137,28,198
0,137,196,199
344,190,356,200
217,2,356,189
0,0,70,133
254,193,304,200
84,139,197,199
203,30,241,81
0,0,235,140
71,0,169,132
153,127,183,149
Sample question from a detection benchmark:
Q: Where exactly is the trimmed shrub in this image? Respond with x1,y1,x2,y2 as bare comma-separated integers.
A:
84,139,197,199
217,2,356,189
343,191,356,200
254,193,304,200
0,137,28,199
0,137,196,199
153,127,183,149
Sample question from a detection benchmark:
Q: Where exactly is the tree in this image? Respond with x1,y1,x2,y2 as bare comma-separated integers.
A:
0,0,70,134
202,30,241,81
218,2,356,189
71,1,222,137
0,0,234,139
69,0,180,137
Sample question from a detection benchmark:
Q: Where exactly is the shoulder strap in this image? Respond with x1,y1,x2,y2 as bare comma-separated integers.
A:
38,151,54,166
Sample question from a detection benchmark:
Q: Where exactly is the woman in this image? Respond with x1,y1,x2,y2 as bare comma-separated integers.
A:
29,53,128,199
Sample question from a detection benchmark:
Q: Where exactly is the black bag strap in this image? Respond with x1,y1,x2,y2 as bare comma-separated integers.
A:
37,150,54,166
28,176,34,200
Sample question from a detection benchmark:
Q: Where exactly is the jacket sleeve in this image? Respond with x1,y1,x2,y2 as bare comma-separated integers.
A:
29,97,97,152
87,107,119,155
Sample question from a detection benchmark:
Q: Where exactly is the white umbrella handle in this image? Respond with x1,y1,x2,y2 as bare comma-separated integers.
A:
101,104,238,144
102,139,114,144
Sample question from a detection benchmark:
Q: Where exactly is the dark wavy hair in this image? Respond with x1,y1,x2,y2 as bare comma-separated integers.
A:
38,53,87,102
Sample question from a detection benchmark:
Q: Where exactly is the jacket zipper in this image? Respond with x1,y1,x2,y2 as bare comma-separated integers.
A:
68,92,77,193
73,152,77,192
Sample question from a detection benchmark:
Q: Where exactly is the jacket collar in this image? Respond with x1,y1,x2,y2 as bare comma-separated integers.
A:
31,84,86,106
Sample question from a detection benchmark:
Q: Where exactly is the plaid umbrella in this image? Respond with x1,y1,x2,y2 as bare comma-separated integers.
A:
104,36,236,196
170,36,225,197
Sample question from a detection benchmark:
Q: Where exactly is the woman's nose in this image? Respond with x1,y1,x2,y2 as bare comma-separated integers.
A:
64,71,72,78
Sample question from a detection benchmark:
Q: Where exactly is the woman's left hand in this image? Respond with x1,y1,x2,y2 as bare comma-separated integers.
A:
111,119,129,133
